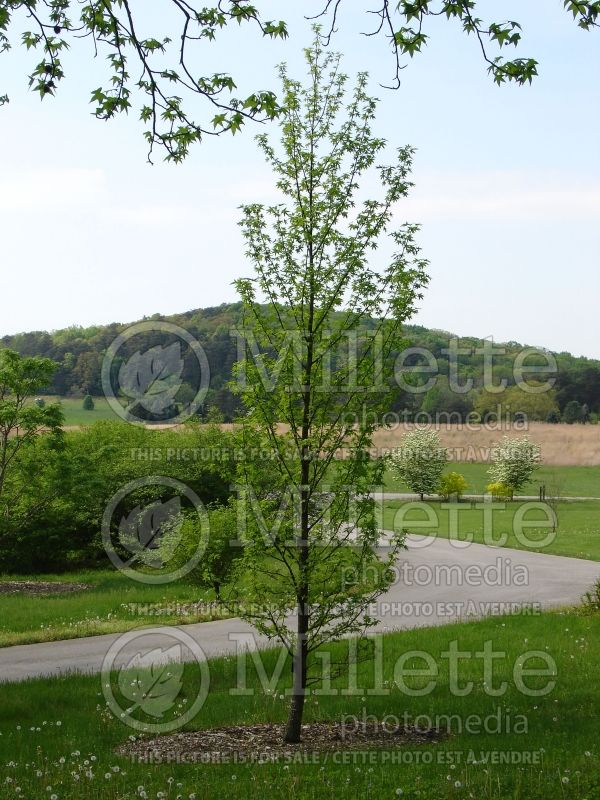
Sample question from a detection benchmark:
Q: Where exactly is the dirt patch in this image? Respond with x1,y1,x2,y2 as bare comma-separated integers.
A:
119,721,442,764
0,581,91,595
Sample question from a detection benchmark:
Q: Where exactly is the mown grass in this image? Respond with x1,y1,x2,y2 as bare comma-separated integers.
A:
381,499,600,561
0,571,220,647
0,610,598,799
36,396,120,426
382,462,600,498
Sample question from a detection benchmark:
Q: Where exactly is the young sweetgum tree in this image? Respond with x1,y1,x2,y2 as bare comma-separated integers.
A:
228,38,428,743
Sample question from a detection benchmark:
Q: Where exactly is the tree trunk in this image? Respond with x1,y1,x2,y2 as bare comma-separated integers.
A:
284,449,310,743
284,607,308,742
284,129,315,745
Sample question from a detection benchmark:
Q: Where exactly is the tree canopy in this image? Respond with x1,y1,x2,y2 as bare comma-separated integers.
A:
1,1,598,160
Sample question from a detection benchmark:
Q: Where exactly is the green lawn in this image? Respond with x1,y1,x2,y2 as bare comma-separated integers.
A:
0,610,598,799
383,462,600,498
52,396,121,426
0,570,220,647
381,499,600,561
29,396,120,426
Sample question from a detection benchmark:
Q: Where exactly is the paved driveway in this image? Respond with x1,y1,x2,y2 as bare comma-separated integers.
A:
1,537,598,683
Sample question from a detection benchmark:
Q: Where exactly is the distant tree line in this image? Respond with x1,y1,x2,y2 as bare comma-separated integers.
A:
2,304,599,423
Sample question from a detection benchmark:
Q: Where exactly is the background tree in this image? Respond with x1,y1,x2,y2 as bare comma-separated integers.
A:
0,349,63,521
4,309,600,421
420,376,474,423
488,435,542,498
0,1,597,159
563,399,584,424
474,384,560,422
227,39,428,743
390,428,447,500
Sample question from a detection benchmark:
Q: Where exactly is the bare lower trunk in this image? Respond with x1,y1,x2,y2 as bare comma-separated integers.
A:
284,462,310,743
284,617,308,742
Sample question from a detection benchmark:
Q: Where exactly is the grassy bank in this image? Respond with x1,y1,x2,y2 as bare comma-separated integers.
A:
382,462,600,498
40,396,120,426
0,571,220,647
381,499,600,561
0,610,598,799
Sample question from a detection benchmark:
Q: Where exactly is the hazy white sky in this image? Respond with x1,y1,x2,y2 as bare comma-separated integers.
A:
1,1,599,357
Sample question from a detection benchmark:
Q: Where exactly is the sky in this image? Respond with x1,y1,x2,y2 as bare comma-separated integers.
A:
1,1,599,358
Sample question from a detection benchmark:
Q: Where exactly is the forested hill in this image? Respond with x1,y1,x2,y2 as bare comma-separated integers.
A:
2,303,599,423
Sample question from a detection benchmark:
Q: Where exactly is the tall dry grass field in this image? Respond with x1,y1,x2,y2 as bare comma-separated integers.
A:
148,421,599,466
372,422,600,465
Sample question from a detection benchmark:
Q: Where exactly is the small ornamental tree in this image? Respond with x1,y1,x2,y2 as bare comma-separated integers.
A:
390,429,447,500
488,436,542,497
82,394,95,411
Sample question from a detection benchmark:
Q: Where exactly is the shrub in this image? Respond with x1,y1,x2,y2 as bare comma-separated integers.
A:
161,502,242,597
582,579,600,613
82,394,95,410
486,482,514,500
438,472,468,501
0,420,240,573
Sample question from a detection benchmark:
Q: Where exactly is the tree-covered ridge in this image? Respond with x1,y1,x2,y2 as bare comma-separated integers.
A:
2,303,599,422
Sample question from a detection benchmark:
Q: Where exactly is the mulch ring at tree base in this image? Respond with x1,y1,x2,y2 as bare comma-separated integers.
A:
0,581,91,595
119,722,443,764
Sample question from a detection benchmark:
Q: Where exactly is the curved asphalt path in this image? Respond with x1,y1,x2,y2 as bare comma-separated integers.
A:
1,536,598,684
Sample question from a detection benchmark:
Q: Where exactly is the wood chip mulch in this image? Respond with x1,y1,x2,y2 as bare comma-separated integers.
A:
119,721,443,764
0,581,91,595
